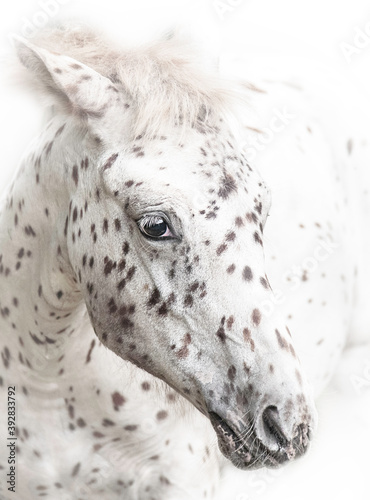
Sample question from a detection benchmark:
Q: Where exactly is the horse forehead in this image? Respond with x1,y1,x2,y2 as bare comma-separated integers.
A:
119,133,267,200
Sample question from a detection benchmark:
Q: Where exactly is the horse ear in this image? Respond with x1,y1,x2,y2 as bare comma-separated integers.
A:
12,35,128,142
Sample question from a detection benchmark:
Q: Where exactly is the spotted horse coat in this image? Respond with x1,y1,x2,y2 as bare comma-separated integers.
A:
0,27,368,500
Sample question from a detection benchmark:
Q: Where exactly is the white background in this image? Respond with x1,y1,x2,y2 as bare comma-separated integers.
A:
1,1,370,499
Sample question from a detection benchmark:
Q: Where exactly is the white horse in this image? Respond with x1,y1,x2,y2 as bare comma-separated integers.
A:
0,26,368,500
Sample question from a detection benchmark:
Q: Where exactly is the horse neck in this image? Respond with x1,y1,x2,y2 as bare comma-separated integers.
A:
0,114,89,378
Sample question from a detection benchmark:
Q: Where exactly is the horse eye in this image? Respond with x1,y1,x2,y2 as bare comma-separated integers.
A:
138,214,174,239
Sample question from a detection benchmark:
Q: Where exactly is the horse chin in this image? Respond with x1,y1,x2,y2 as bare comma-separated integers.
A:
209,412,261,470
219,445,265,471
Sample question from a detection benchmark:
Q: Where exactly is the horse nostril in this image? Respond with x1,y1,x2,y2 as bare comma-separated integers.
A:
262,405,289,449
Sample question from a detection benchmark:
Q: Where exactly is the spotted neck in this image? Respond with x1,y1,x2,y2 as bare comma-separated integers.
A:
0,116,88,379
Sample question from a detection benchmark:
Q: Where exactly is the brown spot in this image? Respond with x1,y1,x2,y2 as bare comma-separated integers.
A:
81,157,89,170
226,316,234,330
235,216,244,227
255,202,262,214
226,231,236,242
102,419,115,427
72,165,78,186
218,173,237,199
112,391,126,411
71,463,80,477
72,207,78,223
118,259,126,272
67,405,74,419
103,153,119,171
216,243,227,256
227,264,236,274
184,295,193,307
55,124,66,137
246,212,258,224
158,302,168,316
243,266,253,281
157,411,168,421
216,326,226,343
254,231,263,245
104,259,116,276
148,288,161,307
45,141,53,156
260,276,269,289
85,339,96,364
206,211,217,219
243,328,255,351
76,418,86,428
227,365,236,381
176,345,189,359
184,333,192,344
251,309,261,326
160,475,171,486
275,329,289,350
289,344,297,358
124,425,138,431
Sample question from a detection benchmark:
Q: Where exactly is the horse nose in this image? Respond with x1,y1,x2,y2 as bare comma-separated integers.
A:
261,406,289,448
260,405,311,462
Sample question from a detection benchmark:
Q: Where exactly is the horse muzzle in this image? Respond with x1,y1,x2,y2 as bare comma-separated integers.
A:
209,404,313,470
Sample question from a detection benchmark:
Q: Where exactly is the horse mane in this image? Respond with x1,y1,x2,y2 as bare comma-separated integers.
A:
23,25,247,138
